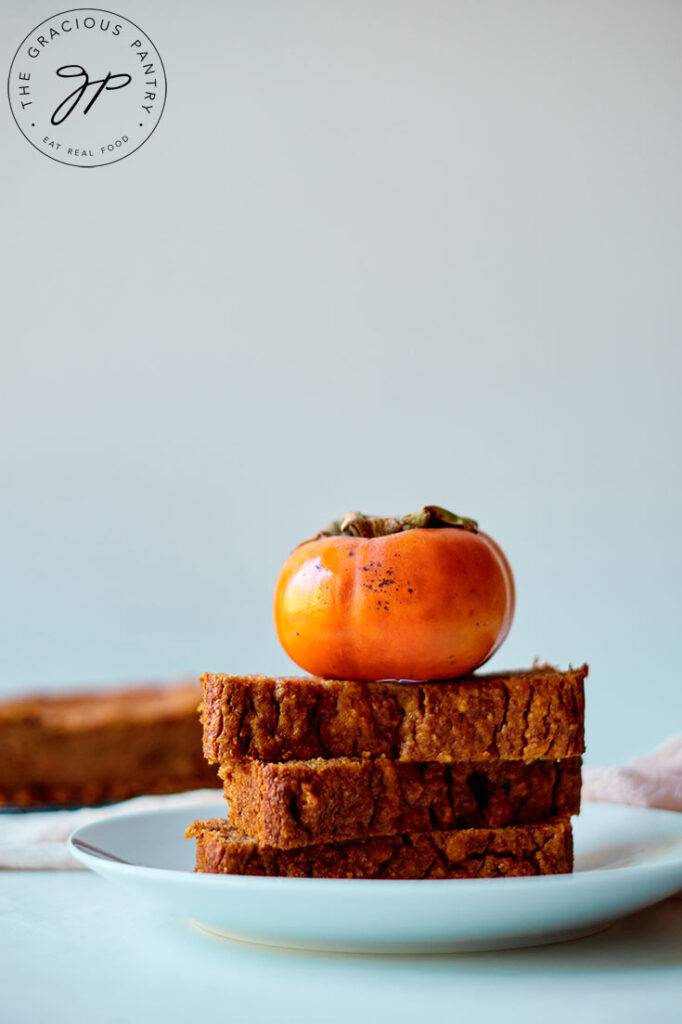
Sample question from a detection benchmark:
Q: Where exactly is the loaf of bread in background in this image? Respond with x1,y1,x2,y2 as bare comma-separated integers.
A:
0,681,218,807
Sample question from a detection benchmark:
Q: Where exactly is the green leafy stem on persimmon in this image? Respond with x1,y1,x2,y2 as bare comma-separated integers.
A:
310,506,479,541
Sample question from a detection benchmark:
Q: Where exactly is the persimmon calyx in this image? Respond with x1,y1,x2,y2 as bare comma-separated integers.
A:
309,505,479,542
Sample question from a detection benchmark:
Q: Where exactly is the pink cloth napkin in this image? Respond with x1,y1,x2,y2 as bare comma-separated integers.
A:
583,735,682,900
583,735,682,812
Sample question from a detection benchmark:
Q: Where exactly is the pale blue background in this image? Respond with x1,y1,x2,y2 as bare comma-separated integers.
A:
2,0,681,764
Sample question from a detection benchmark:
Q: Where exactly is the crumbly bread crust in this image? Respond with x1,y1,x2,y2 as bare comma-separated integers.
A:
186,817,573,878
0,681,218,807
220,756,582,849
202,665,586,764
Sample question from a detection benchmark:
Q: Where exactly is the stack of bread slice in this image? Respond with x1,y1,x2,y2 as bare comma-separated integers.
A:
187,664,586,878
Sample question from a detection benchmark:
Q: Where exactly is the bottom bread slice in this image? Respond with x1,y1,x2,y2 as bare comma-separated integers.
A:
185,818,573,879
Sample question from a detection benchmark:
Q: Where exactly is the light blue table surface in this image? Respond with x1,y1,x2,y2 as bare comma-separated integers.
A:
1,872,680,1024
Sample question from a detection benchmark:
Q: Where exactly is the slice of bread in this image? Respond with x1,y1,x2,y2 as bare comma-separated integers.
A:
220,755,582,849
186,817,573,878
0,681,218,807
201,665,586,764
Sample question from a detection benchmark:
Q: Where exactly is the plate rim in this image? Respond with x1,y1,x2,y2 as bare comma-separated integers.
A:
67,800,682,892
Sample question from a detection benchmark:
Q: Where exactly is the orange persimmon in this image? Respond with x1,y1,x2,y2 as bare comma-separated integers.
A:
273,506,515,681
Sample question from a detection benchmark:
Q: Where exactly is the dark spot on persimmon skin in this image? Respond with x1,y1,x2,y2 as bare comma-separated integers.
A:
315,563,321,570
407,587,414,595
377,578,397,588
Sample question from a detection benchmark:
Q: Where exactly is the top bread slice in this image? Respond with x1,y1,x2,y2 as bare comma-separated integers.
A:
201,664,586,764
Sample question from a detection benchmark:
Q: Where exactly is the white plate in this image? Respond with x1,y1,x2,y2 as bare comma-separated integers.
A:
68,801,682,954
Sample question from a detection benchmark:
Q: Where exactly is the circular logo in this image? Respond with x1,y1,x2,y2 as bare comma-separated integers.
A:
7,8,166,167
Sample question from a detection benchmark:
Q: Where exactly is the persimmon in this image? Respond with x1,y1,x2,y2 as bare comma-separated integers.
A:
273,506,515,681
